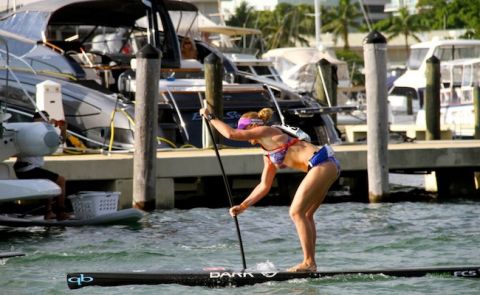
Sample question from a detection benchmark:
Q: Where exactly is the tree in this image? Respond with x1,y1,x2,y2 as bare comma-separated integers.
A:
321,0,362,50
416,0,480,38
225,1,255,28
376,7,424,55
255,4,315,49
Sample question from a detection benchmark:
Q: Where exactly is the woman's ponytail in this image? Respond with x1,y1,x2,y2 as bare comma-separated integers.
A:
257,108,273,123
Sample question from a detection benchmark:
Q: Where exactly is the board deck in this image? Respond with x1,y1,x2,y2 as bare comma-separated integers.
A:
67,265,480,289
0,251,25,259
0,208,144,227
0,179,60,201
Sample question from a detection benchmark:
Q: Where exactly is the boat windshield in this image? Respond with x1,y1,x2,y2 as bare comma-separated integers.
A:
407,48,428,70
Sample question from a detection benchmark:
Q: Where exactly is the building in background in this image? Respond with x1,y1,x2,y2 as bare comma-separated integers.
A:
0,0,39,14
384,0,418,14
219,0,389,25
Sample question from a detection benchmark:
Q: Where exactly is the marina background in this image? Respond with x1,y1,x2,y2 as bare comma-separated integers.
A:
1,0,480,293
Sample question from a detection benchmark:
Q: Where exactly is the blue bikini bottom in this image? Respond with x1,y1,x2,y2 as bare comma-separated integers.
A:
308,145,341,176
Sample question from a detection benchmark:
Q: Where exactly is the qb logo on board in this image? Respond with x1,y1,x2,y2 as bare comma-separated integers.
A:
67,274,94,286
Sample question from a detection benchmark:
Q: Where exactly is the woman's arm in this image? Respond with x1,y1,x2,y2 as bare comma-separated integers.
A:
230,156,277,216
200,107,267,141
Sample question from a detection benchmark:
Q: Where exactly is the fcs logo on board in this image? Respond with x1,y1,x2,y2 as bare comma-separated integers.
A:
67,274,94,286
453,270,479,277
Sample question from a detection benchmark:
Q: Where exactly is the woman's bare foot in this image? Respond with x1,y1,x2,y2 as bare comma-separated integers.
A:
287,262,317,272
56,211,70,221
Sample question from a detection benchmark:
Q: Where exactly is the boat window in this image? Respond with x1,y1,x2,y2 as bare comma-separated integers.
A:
253,65,274,77
461,65,472,87
435,45,480,62
407,48,428,70
0,79,36,110
0,36,80,78
237,66,254,74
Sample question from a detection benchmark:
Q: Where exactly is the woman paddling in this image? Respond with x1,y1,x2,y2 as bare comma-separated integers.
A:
200,107,340,272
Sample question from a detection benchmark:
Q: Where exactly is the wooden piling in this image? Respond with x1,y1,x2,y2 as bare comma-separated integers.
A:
331,64,338,124
315,59,332,107
315,59,338,124
133,44,161,211
425,56,441,140
363,30,389,202
474,86,480,139
203,53,224,147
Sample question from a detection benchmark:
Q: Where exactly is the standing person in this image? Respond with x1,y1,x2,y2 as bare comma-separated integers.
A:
200,107,340,273
14,111,70,221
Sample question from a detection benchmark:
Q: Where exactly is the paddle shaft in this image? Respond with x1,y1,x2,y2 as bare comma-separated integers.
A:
203,117,247,270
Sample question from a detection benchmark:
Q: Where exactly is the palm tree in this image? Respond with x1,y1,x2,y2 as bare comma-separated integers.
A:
321,0,362,50
225,1,255,28
258,4,313,49
384,7,423,56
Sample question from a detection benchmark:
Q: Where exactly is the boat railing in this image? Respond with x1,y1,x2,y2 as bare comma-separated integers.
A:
440,58,480,106
264,84,285,125
160,87,190,142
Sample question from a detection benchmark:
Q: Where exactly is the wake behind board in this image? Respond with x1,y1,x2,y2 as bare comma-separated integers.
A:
0,208,144,227
67,265,480,289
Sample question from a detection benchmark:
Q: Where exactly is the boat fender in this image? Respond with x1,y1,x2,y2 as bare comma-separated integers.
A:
272,124,311,142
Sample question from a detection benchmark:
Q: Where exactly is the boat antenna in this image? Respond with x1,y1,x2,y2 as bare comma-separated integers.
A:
358,0,373,32
199,96,247,271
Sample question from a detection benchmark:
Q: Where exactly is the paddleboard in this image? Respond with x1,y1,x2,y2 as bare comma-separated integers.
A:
0,179,60,201
0,252,25,259
67,265,480,289
0,208,145,227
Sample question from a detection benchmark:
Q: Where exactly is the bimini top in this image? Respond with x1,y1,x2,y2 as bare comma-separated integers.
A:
0,0,197,42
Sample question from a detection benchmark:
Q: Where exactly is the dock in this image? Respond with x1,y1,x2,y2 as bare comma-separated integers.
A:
4,140,480,208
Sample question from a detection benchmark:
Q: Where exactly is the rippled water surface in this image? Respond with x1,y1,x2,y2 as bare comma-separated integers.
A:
1,201,480,294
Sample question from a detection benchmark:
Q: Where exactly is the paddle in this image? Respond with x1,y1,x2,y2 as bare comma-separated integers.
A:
201,103,247,271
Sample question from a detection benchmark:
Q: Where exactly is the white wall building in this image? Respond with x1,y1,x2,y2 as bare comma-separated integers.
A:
220,0,389,24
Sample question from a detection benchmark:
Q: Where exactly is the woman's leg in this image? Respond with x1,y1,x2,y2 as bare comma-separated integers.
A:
288,161,338,271
55,175,70,220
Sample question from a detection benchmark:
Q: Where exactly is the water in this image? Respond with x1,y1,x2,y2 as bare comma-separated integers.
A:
1,201,479,294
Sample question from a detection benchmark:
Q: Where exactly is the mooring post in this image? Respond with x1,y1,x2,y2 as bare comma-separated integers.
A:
133,44,161,211
363,30,389,202
474,86,480,139
203,53,224,148
425,56,441,140
315,58,332,107
475,86,480,191
331,64,338,124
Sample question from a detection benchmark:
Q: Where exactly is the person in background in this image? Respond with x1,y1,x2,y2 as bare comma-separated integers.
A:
200,107,340,273
14,111,70,221
180,37,198,59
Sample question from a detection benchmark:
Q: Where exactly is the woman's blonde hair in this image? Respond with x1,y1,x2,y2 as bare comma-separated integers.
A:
181,37,197,59
241,108,273,124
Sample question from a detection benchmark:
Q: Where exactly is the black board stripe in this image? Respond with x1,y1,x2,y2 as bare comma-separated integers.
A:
66,266,480,289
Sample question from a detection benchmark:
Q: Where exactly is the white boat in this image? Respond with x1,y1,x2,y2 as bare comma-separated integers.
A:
0,107,145,226
388,39,480,119
415,57,480,137
262,47,352,95
262,47,365,126
388,38,480,136
197,25,284,84
0,108,62,199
